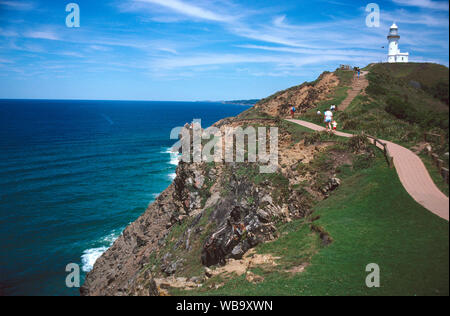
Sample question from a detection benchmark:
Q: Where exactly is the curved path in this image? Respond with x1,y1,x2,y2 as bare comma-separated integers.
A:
286,119,449,221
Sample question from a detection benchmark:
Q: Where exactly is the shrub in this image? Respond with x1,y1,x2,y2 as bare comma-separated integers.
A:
347,134,371,152
424,80,449,105
384,96,419,123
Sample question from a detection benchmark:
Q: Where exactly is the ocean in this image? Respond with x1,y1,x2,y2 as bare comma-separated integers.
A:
0,99,247,296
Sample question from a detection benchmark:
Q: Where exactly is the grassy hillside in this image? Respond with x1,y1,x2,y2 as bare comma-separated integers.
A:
175,142,449,296
156,64,449,297
341,63,448,144
369,62,449,106
328,63,449,194
172,65,449,295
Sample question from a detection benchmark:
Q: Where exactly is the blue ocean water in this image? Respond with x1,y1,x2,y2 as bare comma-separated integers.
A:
0,99,247,296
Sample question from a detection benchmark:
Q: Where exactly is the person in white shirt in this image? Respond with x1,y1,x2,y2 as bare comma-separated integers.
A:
324,110,333,131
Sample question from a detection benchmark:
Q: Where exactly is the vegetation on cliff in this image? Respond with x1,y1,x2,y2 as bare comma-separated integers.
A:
82,63,449,296
174,151,448,296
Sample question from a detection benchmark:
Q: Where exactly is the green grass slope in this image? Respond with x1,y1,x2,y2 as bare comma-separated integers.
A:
169,64,449,296
176,152,448,296
295,157,448,296
371,63,449,106
342,63,449,143
332,63,449,194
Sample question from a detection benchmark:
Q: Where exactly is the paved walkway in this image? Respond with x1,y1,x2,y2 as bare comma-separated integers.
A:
339,71,369,111
286,119,449,221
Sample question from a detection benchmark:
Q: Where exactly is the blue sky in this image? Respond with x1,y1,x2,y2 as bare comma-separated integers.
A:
0,0,448,101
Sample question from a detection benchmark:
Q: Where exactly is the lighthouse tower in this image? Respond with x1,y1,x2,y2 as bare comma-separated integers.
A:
387,23,409,63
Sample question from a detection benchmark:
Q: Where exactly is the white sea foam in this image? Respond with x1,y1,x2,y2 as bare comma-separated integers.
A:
81,231,122,273
170,154,179,166
169,173,176,180
162,146,180,166
81,246,109,272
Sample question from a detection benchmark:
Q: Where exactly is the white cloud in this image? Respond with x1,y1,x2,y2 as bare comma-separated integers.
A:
392,0,449,11
0,0,34,10
273,15,287,28
149,52,372,71
0,57,13,63
24,30,59,41
0,27,18,37
383,9,450,27
133,0,234,22
237,44,383,58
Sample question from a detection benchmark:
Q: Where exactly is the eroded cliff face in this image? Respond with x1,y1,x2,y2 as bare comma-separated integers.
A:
81,71,349,296
254,71,339,117
80,181,175,296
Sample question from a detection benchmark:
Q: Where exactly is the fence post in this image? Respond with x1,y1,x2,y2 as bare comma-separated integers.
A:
441,168,449,184
437,159,444,170
432,153,439,166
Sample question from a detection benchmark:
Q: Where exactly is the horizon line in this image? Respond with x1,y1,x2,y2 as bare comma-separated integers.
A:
0,98,257,103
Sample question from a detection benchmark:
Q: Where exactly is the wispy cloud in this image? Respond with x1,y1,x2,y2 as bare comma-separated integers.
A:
392,0,449,11
0,0,34,10
0,57,13,63
0,0,448,100
0,27,18,37
237,44,383,59
149,52,373,71
130,0,235,22
24,30,59,41
383,9,449,27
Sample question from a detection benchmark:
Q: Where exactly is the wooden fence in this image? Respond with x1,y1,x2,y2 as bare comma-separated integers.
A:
423,132,449,184
424,132,445,146
428,152,449,184
365,134,394,168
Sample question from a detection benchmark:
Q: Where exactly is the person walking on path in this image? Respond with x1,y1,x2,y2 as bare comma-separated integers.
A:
324,109,333,131
285,118,449,221
290,106,296,119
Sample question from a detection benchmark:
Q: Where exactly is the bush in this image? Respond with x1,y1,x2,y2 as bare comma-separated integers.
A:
384,96,414,120
424,80,449,105
347,134,371,152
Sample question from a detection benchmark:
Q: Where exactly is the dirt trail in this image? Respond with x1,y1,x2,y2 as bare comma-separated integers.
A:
286,119,449,221
339,71,369,111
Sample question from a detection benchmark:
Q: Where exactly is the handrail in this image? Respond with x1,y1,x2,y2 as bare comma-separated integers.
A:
427,149,450,184
424,132,445,145
364,133,394,168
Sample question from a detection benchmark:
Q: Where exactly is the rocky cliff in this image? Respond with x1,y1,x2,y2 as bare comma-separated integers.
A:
81,69,357,296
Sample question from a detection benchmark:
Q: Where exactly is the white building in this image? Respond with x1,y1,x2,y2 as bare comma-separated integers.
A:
387,23,409,63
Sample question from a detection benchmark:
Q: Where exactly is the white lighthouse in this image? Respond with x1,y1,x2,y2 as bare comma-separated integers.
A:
387,23,409,63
